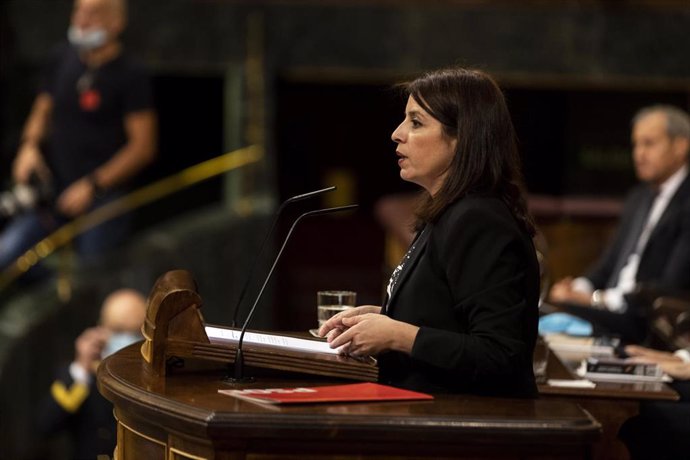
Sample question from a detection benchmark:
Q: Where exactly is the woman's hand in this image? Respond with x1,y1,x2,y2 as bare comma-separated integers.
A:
624,345,682,363
624,345,689,379
328,313,419,357
318,305,381,338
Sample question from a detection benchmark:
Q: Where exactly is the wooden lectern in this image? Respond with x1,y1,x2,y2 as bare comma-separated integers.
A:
98,270,601,459
137,269,377,381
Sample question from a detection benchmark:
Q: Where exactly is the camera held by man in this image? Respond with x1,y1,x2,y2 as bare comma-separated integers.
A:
0,174,53,228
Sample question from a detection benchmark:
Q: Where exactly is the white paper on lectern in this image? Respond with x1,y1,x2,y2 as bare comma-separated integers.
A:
205,326,339,355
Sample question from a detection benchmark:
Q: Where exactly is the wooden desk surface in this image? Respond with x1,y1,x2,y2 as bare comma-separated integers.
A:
99,344,601,460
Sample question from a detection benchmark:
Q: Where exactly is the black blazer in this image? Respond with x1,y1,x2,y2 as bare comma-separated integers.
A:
379,196,540,398
587,175,690,292
36,365,116,459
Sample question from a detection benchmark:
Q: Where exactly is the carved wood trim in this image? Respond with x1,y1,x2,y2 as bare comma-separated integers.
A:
141,270,209,377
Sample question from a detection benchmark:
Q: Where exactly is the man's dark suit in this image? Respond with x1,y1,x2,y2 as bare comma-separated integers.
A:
587,175,690,292
612,175,690,457
378,196,540,398
569,175,690,342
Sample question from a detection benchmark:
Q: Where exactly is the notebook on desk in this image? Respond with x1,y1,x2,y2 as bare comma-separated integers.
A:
577,357,671,383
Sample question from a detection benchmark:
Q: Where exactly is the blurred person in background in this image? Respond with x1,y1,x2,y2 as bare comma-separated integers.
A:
0,0,156,277
618,343,690,459
547,105,690,341
36,288,147,460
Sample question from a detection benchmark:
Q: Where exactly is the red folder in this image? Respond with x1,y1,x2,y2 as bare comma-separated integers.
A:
219,382,434,405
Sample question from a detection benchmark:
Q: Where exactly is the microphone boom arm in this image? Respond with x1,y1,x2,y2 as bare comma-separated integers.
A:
230,204,358,382
230,186,336,327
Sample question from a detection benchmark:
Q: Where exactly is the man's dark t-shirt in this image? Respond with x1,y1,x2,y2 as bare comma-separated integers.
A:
40,44,153,192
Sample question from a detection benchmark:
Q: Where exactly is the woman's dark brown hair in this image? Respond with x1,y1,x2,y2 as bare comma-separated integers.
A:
404,68,535,236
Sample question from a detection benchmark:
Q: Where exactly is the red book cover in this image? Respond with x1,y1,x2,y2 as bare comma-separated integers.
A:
219,382,434,405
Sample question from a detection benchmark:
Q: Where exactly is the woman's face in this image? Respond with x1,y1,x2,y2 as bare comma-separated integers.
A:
391,96,457,195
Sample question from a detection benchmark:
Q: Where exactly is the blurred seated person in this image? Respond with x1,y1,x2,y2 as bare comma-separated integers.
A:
0,0,156,276
36,288,147,460
320,68,540,398
548,105,690,341
618,343,690,459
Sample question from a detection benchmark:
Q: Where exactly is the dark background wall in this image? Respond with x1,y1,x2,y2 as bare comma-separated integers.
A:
3,0,690,196
1,0,689,331
1,2,690,457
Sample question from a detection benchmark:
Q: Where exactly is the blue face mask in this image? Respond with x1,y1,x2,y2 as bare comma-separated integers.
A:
102,332,142,358
68,26,107,51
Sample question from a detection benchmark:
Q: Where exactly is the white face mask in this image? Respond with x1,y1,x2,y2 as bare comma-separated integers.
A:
102,332,142,358
68,25,108,51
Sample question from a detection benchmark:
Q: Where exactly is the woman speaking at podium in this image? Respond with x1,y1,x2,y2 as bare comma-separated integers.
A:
319,68,539,398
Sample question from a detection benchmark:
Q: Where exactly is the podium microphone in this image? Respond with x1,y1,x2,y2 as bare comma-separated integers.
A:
226,204,358,383
230,186,336,327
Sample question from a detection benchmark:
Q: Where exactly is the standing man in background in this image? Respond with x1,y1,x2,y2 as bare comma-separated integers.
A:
548,105,690,341
0,0,156,273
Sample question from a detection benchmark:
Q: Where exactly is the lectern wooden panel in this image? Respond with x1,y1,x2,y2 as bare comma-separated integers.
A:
139,270,377,382
99,346,602,460
98,270,600,459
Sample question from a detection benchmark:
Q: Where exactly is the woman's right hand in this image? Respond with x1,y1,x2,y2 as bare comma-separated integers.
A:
318,305,381,338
